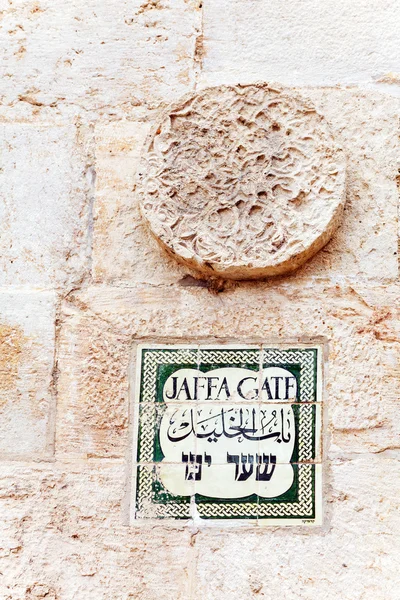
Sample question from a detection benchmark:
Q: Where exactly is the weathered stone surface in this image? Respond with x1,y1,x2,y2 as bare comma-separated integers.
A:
92,119,188,285
0,460,192,599
137,84,346,279
0,0,202,119
55,300,130,459
296,88,399,281
1,0,399,596
56,282,399,458
92,88,399,285
0,456,398,599
0,123,91,288
201,0,400,87
194,468,400,600
0,291,56,457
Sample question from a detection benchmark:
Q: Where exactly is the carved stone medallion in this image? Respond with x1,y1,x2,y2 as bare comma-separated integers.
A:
137,84,346,279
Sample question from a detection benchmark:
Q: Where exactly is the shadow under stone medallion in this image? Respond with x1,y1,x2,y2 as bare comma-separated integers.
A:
137,84,346,280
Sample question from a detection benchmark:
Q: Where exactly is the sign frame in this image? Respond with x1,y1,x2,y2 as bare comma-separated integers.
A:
130,342,323,527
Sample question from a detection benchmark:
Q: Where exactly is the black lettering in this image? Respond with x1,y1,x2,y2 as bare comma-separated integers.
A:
165,376,178,400
193,376,206,400
285,376,296,400
271,376,284,399
261,376,273,400
237,376,257,400
217,377,231,399
176,378,192,401
206,377,219,400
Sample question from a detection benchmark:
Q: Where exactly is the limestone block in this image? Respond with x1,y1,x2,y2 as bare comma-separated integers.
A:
0,461,192,599
0,0,202,117
0,290,56,457
92,89,399,285
0,123,91,288
56,282,399,458
296,89,399,281
201,0,400,86
56,298,130,459
92,120,187,285
328,455,400,536
137,84,346,279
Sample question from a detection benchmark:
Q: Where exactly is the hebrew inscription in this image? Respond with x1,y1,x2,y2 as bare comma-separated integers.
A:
131,344,322,525
137,84,346,279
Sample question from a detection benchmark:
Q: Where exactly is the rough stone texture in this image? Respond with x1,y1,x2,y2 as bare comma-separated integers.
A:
0,457,398,599
193,461,400,600
200,0,400,87
0,291,56,457
295,89,399,282
137,84,346,279
0,123,91,288
0,0,399,597
0,460,193,599
0,0,202,119
92,119,188,285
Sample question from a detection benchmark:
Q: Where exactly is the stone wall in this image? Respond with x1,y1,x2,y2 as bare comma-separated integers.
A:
0,0,399,598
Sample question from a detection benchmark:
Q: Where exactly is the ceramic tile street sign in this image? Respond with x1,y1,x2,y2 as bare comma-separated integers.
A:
131,344,322,526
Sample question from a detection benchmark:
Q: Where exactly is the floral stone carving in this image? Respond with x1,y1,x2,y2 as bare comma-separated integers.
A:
137,84,346,279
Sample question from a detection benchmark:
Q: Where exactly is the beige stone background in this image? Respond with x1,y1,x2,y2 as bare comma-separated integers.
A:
0,0,399,598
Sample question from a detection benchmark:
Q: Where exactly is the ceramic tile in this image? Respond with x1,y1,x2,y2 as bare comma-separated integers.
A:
264,402,322,464
154,462,196,504
194,463,260,522
296,403,322,463
261,345,323,403
133,344,200,405
197,345,261,403
194,402,306,464
192,403,260,464
135,402,200,464
258,463,322,526
134,402,321,465
132,463,193,521
131,344,322,525
193,463,322,524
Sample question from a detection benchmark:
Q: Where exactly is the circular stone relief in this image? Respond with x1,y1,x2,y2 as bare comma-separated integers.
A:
137,84,346,280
